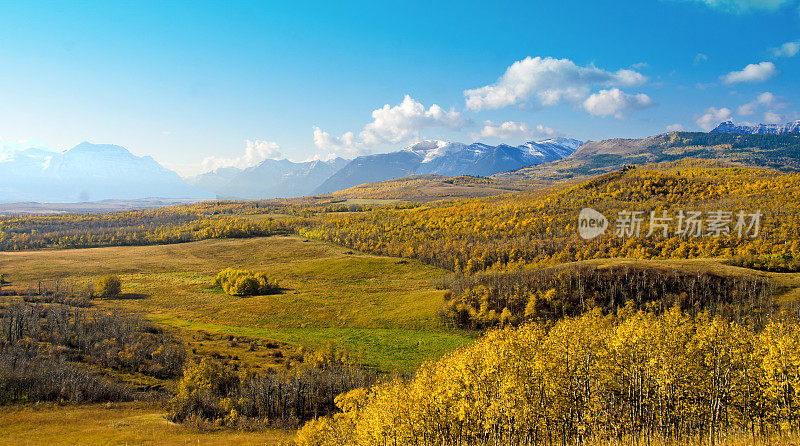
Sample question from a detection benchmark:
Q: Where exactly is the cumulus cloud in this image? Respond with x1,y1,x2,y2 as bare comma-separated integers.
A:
737,91,777,115
201,140,282,172
313,95,468,158
696,107,733,131
721,61,778,84
312,127,358,158
476,120,560,140
463,56,647,111
666,123,685,132
360,95,466,145
582,88,654,119
771,40,800,58
673,0,794,13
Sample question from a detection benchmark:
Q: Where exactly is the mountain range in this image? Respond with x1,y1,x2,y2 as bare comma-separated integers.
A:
494,130,800,183
0,142,212,203
188,158,349,199
12,123,798,205
711,120,800,135
188,137,581,198
313,138,581,194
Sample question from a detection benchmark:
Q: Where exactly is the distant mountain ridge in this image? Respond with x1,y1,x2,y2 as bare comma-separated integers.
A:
494,131,800,183
711,120,800,135
188,157,349,199
0,142,211,203
314,137,582,194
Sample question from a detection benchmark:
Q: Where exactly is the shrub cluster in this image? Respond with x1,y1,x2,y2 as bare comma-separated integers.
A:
1,300,185,387
214,268,279,296
170,344,372,428
95,274,122,298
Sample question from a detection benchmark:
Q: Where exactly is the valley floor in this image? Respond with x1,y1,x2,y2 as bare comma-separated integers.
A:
0,235,474,372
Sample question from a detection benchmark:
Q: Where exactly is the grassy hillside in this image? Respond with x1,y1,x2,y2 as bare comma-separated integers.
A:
0,236,473,372
323,174,525,201
302,160,800,273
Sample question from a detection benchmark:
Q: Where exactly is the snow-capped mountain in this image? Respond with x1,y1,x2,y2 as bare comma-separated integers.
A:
711,120,800,135
0,142,212,203
188,157,349,199
314,137,581,194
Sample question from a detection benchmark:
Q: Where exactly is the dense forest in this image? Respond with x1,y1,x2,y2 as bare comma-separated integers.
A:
297,308,800,445
3,161,798,278
301,161,800,273
439,264,777,329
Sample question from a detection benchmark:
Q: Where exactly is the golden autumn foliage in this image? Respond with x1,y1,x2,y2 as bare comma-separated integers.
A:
441,264,777,329
94,274,122,298
300,161,800,274
214,268,279,296
296,307,800,445
0,200,298,251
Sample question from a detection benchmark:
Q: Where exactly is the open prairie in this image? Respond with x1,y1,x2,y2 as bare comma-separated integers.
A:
0,235,474,372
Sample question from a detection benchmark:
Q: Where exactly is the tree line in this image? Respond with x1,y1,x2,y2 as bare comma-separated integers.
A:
440,264,777,329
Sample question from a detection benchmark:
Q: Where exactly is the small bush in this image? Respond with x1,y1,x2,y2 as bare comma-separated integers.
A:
214,268,279,296
0,273,6,284
95,275,122,298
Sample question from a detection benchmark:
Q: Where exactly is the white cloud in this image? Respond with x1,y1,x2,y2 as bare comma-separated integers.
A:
476,120,560,140
360,95,466,145
694,53,709,65
313,95,467,158
696,107,733,131
737,91,777,115
676,0,794,13
582,88,654,119
764,111,784,123
721,61,778,84
312,126,358,157
771,40,800,58
201,139,283,172
666,123,685,132
463,56,647,111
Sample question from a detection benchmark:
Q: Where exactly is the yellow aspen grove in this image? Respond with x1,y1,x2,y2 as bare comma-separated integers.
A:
296,308,800,445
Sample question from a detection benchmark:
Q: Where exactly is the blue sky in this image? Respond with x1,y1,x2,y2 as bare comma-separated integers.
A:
0,0,798,176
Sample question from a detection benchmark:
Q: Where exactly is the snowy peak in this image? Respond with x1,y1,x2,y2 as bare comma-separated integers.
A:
0,141,210,203
315,137,581,194
711,120,800,135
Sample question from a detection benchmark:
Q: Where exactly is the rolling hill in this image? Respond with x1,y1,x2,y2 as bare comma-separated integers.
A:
495,131,800,183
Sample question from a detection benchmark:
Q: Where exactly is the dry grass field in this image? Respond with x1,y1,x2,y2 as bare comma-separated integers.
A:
0,403,292,445
0,235,474,372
